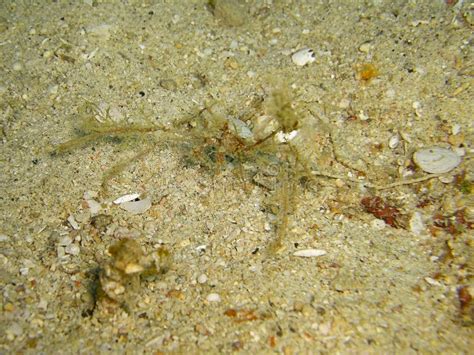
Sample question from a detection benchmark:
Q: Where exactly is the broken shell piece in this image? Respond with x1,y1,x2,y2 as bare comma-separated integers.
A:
413,147,461,174
120,196,152,215
293,249,327,257
291,48,316,66
65,243,80,256
67,215,80,230
85,198,101,215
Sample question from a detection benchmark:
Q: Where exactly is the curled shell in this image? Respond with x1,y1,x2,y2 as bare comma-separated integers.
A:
413,147,461,174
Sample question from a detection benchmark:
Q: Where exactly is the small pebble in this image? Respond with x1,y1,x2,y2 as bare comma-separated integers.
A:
12,62,23,71
108,105,124,121
6,323,23,340
85,198,101,214
439,175,454,184
65,244,80,256
424,277,441,286
452,124,461,135
43,50,53,59
264,222,271,232
409,212,425,235
197,274,208,284
358,110,369,121
358,42,372,53
371,219,386,230
246,70,256,78
48,84,59,95
38,299,48,311
67,215,80,230
338,98,351,109
319,322,332,335
334,178,345,188
206,293,221,302
249,264,262,273
58,236,72,246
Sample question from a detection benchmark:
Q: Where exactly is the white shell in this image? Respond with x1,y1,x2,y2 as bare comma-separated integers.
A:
293,249,327,257
388,135,400,149
119,196,152,215
413,147,461,174
113,193,140,204
291,48,316,66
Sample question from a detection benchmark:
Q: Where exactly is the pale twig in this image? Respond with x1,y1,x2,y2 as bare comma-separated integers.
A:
311,169,442,190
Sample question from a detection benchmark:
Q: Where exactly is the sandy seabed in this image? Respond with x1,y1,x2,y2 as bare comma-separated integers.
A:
0,0,473,353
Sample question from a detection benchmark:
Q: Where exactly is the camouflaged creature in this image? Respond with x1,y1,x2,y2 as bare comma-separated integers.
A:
99,239,171,304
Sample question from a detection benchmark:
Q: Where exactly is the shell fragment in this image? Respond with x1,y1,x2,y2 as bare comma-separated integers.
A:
119,196,152,215
113,193,140,204
293,249,327,257
291,48,316,66
413,147,461,174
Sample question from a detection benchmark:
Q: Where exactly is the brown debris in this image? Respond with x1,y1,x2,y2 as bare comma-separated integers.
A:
361,196,403,228
224,308,259,323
